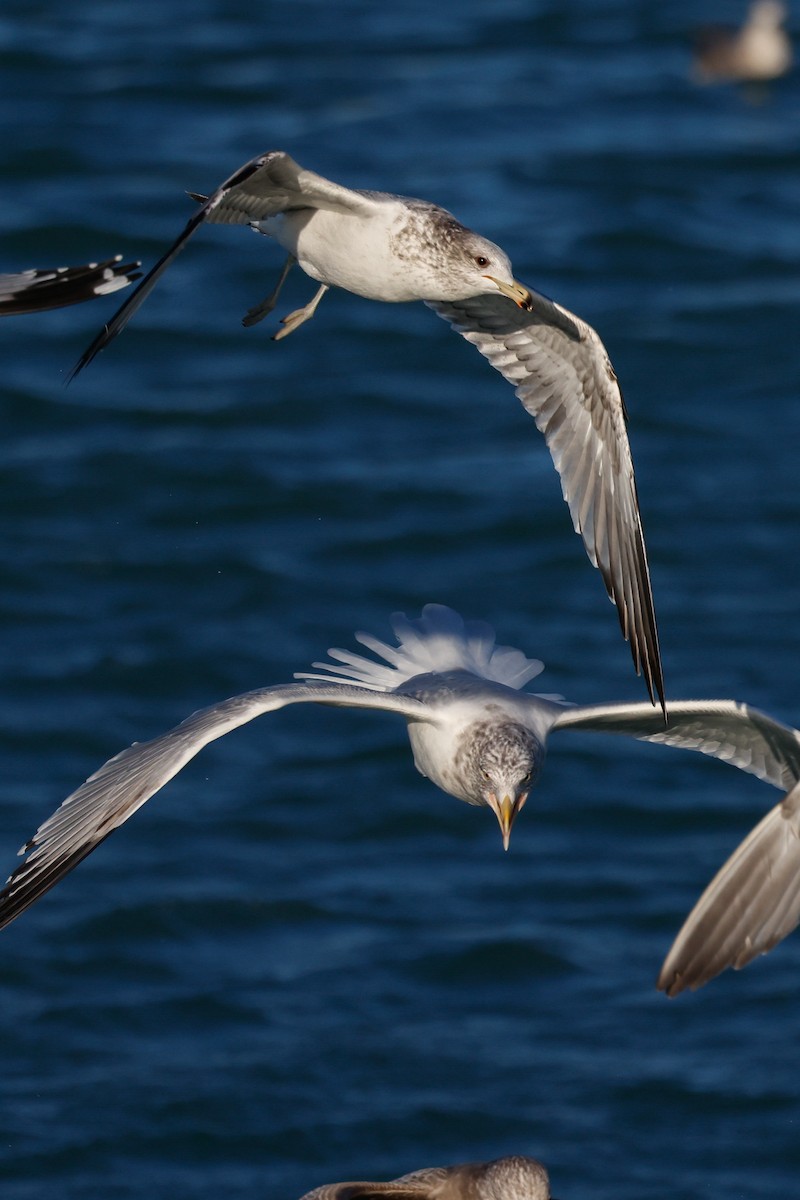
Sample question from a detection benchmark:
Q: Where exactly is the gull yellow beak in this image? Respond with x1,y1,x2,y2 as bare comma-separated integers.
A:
484,275,533,311
489,793,516,852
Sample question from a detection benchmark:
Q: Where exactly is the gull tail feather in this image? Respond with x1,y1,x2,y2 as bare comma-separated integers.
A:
295,604,544,692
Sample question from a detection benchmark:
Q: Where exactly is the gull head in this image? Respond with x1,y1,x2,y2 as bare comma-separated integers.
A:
469,235,532,310
467,720,543,850
437,226,532,309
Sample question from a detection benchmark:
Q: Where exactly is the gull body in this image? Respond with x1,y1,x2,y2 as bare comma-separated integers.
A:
259,202,518,304
298,1155,553,1200
2,605,799,995
70,150,664,712
0,256,140,316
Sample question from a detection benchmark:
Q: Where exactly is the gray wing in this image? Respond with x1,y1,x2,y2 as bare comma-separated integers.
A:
553,698,800,993
68,150,376,378
300,1171,450,1200
0,257,141,316
658,782,800,995
552,698,800,791
196,148,379,227
428,291,663,713
0,682,429,931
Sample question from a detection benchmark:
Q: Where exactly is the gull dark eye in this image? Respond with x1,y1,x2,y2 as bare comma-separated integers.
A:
474,255,490,268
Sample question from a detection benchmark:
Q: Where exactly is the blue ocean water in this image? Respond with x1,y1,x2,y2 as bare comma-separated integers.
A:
1,2,800,1197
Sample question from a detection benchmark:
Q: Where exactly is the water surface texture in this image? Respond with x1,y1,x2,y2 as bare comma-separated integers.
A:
1,3,800,1198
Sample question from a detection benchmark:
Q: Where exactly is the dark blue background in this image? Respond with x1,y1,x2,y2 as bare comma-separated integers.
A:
1,3,799,1197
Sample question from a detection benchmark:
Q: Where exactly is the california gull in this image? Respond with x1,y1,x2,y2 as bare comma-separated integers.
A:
68,150,664,712
0,256,141,316
1,605,797,994
297,1156,553,1200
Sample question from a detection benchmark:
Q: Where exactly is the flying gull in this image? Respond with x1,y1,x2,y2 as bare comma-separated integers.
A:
0,256,141,316
1,604,797,994
68,150,664,713
297,1156,553,1200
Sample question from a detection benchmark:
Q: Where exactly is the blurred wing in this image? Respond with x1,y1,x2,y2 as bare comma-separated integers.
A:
429,291,663,712
68,149,376,377
552,698,800,791
0,682,428,931
300,1170,450,1200
0,257,141,316
658,782,800,995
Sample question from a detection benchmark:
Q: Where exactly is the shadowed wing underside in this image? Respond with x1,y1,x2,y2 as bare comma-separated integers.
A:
429,291,664,712
657,781,800,994
0,681,427,931
554,697,800,993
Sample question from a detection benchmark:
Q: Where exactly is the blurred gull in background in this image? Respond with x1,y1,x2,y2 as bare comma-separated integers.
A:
693,0,792,83
297,1156,554,1200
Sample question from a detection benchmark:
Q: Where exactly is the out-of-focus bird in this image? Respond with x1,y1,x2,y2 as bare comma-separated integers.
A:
693,0,792,84
297,1156,554,1200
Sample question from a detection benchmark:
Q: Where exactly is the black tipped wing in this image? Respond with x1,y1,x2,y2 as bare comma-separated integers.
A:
429,291,664,714
553,698,800,791
0,682,426,931
0,257,141,316
68,149,377,378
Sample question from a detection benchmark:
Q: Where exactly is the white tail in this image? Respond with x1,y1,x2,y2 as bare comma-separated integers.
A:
295,604,544,692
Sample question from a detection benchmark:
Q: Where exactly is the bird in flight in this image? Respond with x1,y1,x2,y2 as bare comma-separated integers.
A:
1,604,797,995
0,256,140,316
296,1156,554,1200
69,150,664,713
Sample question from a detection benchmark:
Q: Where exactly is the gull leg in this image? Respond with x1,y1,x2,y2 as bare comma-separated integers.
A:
272,283,329,342
242,254,296,328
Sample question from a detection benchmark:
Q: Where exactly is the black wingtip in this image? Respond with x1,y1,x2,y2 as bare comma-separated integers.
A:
64,324,110,386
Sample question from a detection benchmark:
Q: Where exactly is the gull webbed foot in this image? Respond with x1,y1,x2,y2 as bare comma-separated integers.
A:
272,283,329,341
242,254,296,327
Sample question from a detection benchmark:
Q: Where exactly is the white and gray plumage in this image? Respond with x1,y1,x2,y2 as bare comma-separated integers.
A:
297,1156,553,1200
693,0,792,84
2,604,799,995
0,256,141,316
68,150,664,713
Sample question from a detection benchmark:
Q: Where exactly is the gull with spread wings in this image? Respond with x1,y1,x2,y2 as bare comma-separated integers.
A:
2,604,798,994
69,150,664,712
